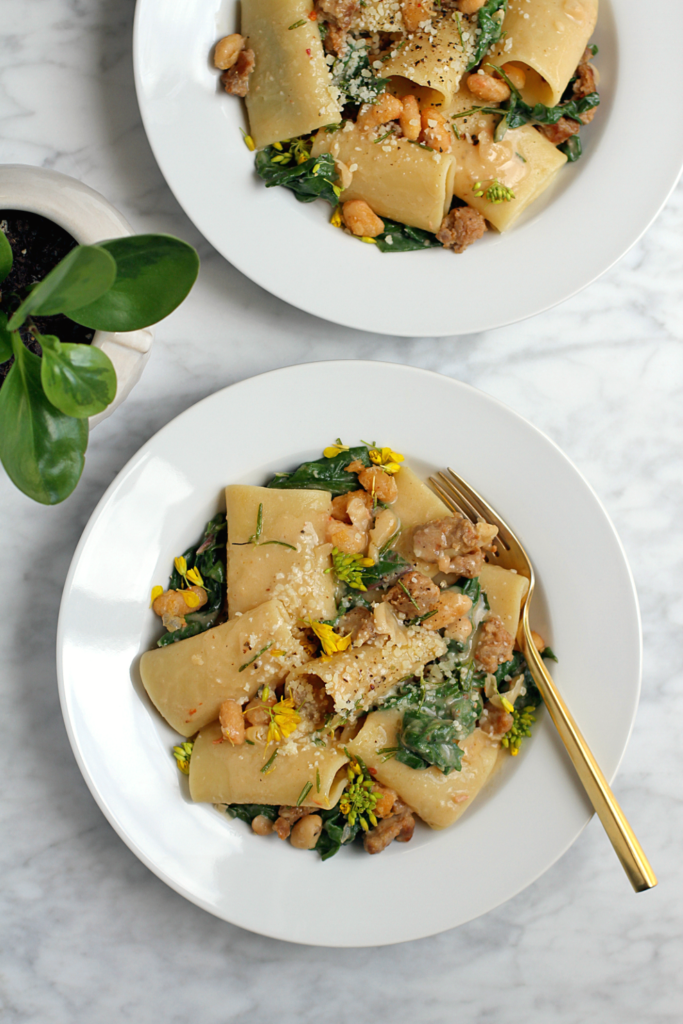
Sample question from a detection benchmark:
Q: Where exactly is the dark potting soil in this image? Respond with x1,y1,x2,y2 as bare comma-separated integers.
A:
0,209,95,388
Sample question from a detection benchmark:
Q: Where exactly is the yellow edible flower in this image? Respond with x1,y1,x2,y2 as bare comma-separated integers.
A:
241,131,256,151
330,206,343,228
174,556,187,576
305,618,353,659
183,590,201,609
369,446,404,475
323,439,351,459
261,687,302,746
150,585,163,607
172,741,194,775
186,566,204,587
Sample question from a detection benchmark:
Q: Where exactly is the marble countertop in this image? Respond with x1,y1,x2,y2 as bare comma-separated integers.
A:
1,2,681,1021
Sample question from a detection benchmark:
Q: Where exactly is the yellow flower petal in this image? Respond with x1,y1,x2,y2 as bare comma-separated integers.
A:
330,206,343,228
186,566,204,587
306,618,353,657
150,585,163,607
501,696,514,713
369,446,404,473
174,556,187,576
323,442,350,458
183,590,200,608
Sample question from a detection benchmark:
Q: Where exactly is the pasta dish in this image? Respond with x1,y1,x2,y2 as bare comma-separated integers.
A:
140,442,556,857
212,0,599,254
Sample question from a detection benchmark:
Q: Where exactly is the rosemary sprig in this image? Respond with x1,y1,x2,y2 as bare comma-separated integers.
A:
296,781,313,806
238,641,273,672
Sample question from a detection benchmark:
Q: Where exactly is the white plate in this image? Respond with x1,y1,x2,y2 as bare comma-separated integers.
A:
133,0,683,337
58,362,641,946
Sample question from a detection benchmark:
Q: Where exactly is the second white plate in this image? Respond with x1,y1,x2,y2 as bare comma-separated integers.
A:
133,0,683,336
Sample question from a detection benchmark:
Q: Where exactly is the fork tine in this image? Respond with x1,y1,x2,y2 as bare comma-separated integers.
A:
431,470,510,555
445,468,505,530
434,472,483,524
445,468,511,550
428,475,473,521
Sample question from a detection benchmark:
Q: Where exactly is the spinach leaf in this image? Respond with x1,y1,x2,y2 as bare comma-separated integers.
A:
558,135,582,162
330,39,387,106
0,340,88,504
490,650,540,709
266,445,371,495
496,89,600,142
466,0,508,72
359,548,410,589
397,710,465,775
374,218,441,254
314,806,361,861
385,669,483,773
255,149,340,205
225,804,277,825
460,576,482,604
157,513,227,647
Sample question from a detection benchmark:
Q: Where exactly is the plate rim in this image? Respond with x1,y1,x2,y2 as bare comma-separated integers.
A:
56,360,643,945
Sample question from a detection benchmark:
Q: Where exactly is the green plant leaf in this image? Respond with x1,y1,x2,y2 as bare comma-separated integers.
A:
69,234,199,332
39,334,117,418
0,312,12,363
0,226,12,284
7,245,117,330
0,339,88,504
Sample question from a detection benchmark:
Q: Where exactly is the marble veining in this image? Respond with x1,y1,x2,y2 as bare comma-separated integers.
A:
1,2,682,1022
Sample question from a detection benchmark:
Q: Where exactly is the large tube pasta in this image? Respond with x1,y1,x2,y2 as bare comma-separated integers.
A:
391,465,450,577
381,17,475,107
242,0,341,149
139,599,308,736
487,0,599,107
311,126,455,233
451,123,567,231
287,632,447,717
226,485,336,620
189,720,349,808
348,710,500,829
479,564,529,638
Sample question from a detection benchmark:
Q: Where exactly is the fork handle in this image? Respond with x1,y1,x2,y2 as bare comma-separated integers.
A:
521,616,657,892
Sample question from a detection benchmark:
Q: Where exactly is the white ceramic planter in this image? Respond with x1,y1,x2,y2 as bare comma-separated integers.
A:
0,165,153,427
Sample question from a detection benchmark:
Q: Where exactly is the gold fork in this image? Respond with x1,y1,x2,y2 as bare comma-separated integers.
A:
430,468,657,892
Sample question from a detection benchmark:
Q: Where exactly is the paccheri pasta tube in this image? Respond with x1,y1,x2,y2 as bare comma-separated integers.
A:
348,710,501,829
487,0,599,107
311,126,456,233
190,721,349,807
287,628,448,716
140,598,309,736
225,485,337,620
242,0,341,148
450,122,568,232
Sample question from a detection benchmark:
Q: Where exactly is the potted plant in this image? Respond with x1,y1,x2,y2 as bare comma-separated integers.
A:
0,166,199,504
